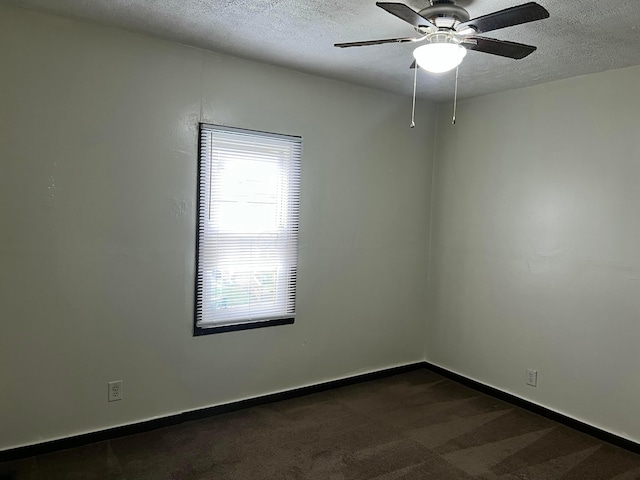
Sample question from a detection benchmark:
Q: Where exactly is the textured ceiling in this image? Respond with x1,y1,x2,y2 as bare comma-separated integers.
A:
5,0,640,101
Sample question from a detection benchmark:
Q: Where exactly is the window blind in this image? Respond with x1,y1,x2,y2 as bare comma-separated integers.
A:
196,125,301,330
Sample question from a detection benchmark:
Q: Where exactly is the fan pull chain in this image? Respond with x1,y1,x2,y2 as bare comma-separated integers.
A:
452,64,459,125
410,64,418,128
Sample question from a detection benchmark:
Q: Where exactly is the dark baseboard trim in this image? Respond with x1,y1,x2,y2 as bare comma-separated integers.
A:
423,361,640,455
3,361,638,463
0,362,424,463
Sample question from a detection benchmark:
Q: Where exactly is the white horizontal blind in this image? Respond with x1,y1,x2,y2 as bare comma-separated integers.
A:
196,125,301,329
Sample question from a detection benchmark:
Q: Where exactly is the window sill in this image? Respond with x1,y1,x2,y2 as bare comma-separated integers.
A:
194,317,294,336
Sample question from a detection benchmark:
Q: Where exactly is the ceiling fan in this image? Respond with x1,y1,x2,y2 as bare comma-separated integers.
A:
335,0,550,74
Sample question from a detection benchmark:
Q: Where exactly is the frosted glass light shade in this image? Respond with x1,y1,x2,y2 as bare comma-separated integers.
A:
413,43,467,74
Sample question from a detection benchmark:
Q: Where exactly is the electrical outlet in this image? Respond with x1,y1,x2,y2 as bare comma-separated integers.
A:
108,380,123,402
526,369,538,387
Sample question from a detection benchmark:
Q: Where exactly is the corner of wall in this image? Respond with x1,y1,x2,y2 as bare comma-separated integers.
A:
423,106,440,362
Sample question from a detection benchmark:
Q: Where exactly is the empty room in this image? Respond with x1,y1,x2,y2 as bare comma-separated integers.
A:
1,0,640,478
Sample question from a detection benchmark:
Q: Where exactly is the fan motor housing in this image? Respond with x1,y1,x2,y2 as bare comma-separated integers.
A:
418,3,470,22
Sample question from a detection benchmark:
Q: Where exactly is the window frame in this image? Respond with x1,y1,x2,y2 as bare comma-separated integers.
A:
193,123,301,336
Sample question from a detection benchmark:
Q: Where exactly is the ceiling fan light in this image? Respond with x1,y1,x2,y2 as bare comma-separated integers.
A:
413,43,467,74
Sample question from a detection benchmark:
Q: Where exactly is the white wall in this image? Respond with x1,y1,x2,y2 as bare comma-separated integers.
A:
428,65,640,442
0,4,436,451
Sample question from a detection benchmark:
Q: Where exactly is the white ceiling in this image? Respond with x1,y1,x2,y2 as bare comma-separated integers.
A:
5,0,640,101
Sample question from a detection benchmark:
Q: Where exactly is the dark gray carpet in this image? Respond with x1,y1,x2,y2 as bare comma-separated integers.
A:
2,369,640,479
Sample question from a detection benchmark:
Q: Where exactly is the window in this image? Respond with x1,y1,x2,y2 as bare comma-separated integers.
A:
195,124,301,335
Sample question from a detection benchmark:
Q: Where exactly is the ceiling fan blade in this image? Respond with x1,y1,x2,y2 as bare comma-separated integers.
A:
463,36,537,59
334,36,418,48
458,2,549,34
376,2,436,29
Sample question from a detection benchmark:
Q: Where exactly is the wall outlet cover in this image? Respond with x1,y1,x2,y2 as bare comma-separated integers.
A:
526,369,538,387
108,380,123,402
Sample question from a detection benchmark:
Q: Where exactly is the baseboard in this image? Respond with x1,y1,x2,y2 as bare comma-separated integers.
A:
423,361,640,455
0,362,424,463
3,360,638,463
